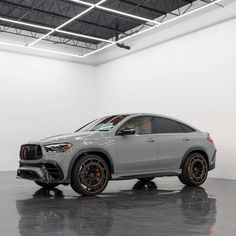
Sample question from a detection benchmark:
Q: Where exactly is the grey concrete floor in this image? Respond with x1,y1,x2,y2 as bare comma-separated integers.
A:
0,172,236,236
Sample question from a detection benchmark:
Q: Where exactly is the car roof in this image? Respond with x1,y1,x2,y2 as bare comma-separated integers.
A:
105,113,199,131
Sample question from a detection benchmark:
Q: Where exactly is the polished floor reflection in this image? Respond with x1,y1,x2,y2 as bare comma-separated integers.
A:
0,172,236,236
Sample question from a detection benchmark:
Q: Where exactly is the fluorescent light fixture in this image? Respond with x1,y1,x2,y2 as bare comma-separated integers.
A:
84,0,224,57
0,17,112,43
0,17,53,31
116,26,157,45
56,29,113,43
28,0,109,47
71,0,160,24
30,47,83,58
71,0,108,6
159,0,224,26
83,26,158,57
0,0,224,58
83,43,115,57
27,6,94,47
0,41,25,48
97,6,160,25
0,41,82,58
70,0,93,7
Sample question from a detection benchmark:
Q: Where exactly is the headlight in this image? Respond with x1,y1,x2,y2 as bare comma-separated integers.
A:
44,143,73,153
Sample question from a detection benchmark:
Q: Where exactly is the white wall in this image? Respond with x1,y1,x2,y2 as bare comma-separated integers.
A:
95,18,236,180
0,50,95,171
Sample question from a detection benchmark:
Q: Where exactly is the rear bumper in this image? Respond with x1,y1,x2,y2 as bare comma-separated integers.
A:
209,150,216,171
17,161,64,183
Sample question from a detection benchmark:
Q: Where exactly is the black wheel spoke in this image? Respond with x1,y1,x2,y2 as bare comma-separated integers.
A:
189,156,207,183
77,157,108,194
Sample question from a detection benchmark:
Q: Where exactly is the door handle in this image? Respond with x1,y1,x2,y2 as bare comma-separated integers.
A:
183,137,190,141
147,138,156,142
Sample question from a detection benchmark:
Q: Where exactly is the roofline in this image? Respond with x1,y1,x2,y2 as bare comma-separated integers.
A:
101,113,200,132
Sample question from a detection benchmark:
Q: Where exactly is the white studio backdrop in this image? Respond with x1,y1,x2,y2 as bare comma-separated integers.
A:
0,17,235,179
0,52,96,171
95,18,236,180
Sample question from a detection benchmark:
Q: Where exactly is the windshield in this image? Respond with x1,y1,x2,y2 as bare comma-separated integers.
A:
75,115,128,132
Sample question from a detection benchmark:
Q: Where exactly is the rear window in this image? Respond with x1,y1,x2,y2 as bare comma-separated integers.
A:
153,117,184,133
152,117,195,134
180,123,195,133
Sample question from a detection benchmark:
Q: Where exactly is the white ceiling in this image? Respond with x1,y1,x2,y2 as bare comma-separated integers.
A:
0,0,235,66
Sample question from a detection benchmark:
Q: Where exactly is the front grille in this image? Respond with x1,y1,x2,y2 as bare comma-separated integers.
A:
20,144,42,160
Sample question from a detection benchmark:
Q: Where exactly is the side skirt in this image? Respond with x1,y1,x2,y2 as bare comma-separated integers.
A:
111,170,182,180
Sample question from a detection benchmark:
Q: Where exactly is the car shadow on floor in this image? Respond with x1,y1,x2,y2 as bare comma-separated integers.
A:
16,181,217,236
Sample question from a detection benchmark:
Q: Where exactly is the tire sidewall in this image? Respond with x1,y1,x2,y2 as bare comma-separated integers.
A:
71,154,110,196
184,152,208,186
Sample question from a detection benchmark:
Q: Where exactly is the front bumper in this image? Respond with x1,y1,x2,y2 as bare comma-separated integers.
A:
17,162,64,183
17,142,79,183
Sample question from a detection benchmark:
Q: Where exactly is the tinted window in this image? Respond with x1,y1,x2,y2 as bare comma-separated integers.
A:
118,116,153,135
153,117,184,133
180,123,195,133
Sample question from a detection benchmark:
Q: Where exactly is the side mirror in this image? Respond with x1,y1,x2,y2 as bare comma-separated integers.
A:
118,128,135,135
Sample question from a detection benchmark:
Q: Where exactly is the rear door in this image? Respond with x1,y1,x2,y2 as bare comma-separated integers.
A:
152,117,194,171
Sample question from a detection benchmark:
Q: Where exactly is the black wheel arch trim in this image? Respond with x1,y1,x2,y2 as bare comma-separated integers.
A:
180,147,210,169
209,150,216,171
65,148,115,183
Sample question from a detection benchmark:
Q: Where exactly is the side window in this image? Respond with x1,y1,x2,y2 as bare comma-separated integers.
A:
118,116,154,135
153,117,184,134
180,123,195,133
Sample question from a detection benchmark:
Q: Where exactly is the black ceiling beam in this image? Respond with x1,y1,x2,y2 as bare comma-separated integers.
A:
0,23,97,50
183,0,195,3
0,0,198,49
118,0,179,17
1,31,94,51
199,0,211,3
0,0,124,36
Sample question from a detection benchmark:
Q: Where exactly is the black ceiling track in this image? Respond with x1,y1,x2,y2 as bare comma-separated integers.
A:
0,0,201,55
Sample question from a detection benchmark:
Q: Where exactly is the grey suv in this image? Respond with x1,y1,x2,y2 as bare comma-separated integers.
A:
17,113,216,196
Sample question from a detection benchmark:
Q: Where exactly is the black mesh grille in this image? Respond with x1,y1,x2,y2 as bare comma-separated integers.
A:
17,169,40,180
19,162,64,181
44,163,62,180
20,145,42,160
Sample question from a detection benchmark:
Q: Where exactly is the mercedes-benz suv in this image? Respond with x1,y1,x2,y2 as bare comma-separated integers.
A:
17,113,216,196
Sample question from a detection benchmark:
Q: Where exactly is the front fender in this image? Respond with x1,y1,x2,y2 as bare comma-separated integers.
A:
64,147,115,183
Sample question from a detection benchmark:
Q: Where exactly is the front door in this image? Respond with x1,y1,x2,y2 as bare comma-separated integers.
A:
115,116,158,174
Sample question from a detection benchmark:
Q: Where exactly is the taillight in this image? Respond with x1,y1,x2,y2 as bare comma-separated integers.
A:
207,133,214,143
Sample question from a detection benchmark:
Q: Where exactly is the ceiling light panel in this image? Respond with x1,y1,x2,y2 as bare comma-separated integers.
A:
30,30,112,56
61,7,156,41
100,0,195,20
0,0,225,58
0,0,89,28
0,19,51,46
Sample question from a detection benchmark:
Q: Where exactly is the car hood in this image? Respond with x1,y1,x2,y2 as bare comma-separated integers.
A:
29,131,110,144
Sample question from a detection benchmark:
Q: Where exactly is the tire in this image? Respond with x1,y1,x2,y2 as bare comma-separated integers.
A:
70,154,110,196
34,181,59,189
178,152,208,186
137,177,155,182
